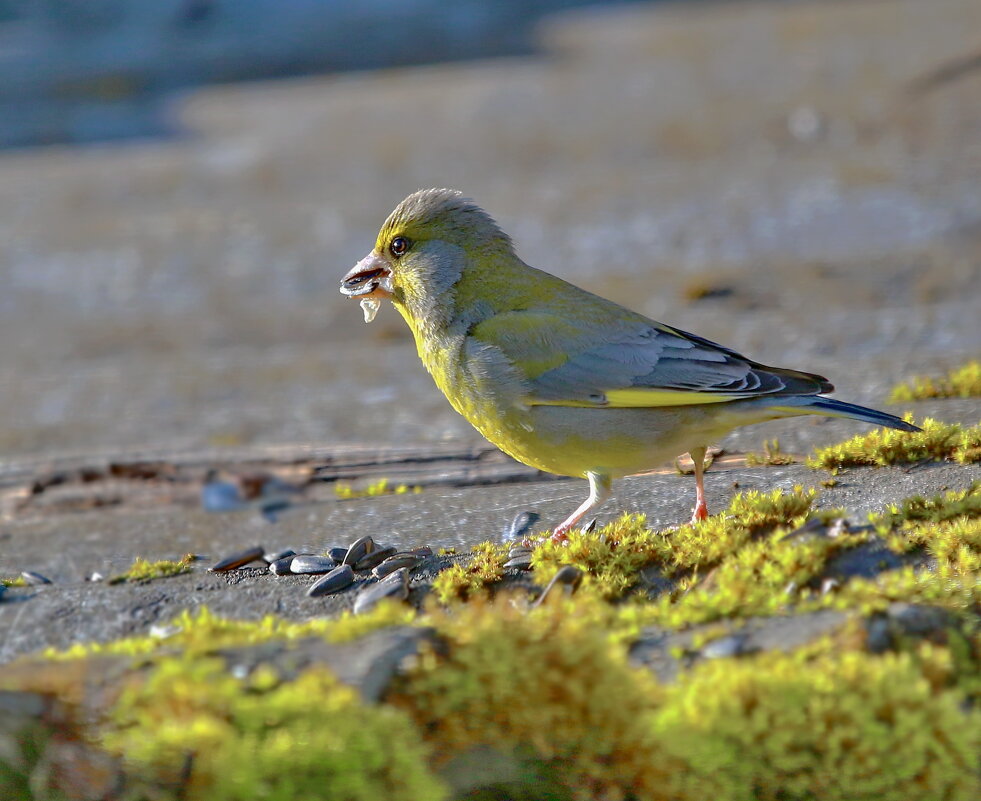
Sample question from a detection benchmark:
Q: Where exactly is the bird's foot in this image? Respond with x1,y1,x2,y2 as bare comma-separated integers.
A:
690,502,709,525
549,526,571,544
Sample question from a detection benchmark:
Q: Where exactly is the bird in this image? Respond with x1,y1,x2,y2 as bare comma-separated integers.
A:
340,189,919,539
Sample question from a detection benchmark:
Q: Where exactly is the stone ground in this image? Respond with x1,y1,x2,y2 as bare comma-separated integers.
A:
0,0,980,662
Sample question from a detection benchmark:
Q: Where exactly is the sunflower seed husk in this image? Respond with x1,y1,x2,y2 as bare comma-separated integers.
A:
268,555,296,575
354,546,397,571
307,565,355,597
327,546,349,562
263,548,296,564
702,634,747,660
403,545,433,558
21,571,53,585
209,546,265,572
290,555,338,575
372,553,423,579
342,535,376,566
502,511,540,543
504,554,533,570
533,565,582,607
354,568,409,614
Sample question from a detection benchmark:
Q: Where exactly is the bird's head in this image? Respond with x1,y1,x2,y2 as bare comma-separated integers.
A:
340,189,512,327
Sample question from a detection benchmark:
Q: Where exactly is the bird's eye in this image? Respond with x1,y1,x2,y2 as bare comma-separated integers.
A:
389,236,410,257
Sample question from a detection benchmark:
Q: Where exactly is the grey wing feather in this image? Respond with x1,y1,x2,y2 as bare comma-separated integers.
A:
529,323,832,405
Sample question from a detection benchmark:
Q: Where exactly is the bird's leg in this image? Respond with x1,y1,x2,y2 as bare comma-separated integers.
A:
551,471,612,542
689,446,709,525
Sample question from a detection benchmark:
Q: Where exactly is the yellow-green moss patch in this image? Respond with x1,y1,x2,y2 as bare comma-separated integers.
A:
532,487,818,599
394,597,673,801
45,603,418,661
745,438,796,466
104,657,447,801
108,554,196,584
1,575,27,587
657,647,981,801
431,542,508,602
889,360,981,402
334,478,422,499
807,416,981,470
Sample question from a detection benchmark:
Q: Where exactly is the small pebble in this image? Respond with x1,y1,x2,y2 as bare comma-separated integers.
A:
372,553,423,578
827,518,850,538
88,572,105,583
354,546,398,571
149,624,183,640
702,635,746,660
327,546,349,562
533,565,582,607
21,571,52,585
503,554,533,570
307,564,355,597
290,555,338,575
209,545,265,572
354,568,409,614
342,535,376,566
268,555,296,576
502,511,540,543
821,578,840,596
263,548,296,564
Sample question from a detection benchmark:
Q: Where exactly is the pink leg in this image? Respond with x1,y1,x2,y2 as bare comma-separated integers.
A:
551,472,612,542
689,446,709,524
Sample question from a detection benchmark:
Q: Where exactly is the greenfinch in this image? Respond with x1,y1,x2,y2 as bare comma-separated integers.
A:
340,189,918,538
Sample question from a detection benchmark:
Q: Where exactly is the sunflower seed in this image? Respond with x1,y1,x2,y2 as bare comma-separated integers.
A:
702,635,747,660
533,565,582,607
327,546,349,562
372,554,423,579
354,546,397,571
290,555,338,575
307,565,355,597
342,535,376,566
403,545,433,558
21,571,52,585
502,511,540,543
209,546,265,572
503,554,533,570
263,548,296,564
268,555,296,575
354,568,409,614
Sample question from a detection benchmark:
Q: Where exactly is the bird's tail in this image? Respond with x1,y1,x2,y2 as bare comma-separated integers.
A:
766,397,921,432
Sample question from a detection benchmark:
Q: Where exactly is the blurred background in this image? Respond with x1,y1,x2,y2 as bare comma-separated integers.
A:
1,0,979,462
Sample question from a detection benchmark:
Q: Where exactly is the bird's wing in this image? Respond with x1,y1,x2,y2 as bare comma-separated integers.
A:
469,310,831,408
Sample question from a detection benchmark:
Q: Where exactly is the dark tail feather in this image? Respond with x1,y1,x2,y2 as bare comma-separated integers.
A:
797,397,921,432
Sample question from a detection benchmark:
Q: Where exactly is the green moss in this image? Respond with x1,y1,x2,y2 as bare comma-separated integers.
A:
44,603,417,661
1,575,27,587
104,657,447,801
431,542,507,603
745,438,796,466
807,416,981,470
889,360,981,402
395,597,674,801
872,483,980,532
335,478,422,499
107,554,195,584
657,648,981,800
531,487,817,599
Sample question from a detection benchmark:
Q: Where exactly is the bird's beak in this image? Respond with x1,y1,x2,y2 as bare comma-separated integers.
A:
340,252,393,299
